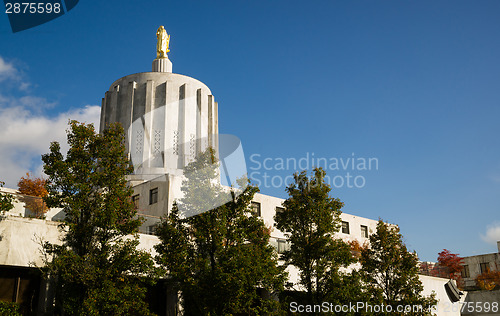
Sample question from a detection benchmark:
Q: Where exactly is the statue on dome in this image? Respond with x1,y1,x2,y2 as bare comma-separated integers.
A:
156,26,170,59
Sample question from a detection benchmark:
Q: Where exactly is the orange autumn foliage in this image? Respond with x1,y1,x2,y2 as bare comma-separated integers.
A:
17,172,48,218
349,239,368,259
476,267,500,291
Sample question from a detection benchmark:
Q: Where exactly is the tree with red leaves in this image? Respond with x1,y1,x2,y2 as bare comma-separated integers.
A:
437,249,464,281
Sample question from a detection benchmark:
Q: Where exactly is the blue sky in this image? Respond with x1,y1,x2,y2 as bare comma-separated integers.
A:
1,0,500,261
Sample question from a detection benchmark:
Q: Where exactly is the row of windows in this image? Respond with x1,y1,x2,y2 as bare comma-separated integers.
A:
461,262,492,279
136,194,370,240
132,188,159,209
256,203,370,239
250,203,286,217
342,221,369,238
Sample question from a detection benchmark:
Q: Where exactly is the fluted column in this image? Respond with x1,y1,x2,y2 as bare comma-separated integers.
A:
152,58,172,73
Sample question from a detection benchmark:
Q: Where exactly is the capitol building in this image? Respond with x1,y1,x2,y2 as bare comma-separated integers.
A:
0,27,461,315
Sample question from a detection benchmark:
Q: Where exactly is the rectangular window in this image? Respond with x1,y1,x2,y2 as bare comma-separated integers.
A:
461,265,470,278
480,262,490,274
275,238,290,254
361,225,368,238
149,188,158,205
250,202,261,217
147,225,156,235
342,221,350,234
275,207,285,214
277,239,287,254
132,194,140,209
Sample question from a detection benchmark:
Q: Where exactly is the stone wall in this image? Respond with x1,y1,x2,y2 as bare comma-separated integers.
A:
461,290,500,315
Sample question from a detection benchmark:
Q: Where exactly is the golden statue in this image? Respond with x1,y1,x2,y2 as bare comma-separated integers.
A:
156,26,170,59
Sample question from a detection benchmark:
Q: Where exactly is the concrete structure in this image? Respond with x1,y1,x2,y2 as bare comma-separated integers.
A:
420,276,465,316
100,55,218,181
0,214,158,269
96,40,463,315
461,243,500,290
0,206,161,315
0,31,466,315
97,37,385,244
0,187,65,221
246,193,376,248
0,190,466,315
461,289,500,315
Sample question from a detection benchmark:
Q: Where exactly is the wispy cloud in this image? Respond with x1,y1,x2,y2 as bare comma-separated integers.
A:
480,222,500,245
0,56,32,92
0,56,101,188
489,174,500,183
487,162,500,183
0,95,56,111
0,57,16,81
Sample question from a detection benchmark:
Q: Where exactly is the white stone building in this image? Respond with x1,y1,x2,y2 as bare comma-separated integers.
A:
0,30,465,315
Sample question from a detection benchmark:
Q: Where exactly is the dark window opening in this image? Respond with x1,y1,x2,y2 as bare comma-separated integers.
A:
149,188,158,205
132,194,140,209
250,202,261,217
342,221,350,234
361,225,368,238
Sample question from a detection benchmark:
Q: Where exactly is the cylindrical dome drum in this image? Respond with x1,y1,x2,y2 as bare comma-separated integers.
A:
100,71,219,179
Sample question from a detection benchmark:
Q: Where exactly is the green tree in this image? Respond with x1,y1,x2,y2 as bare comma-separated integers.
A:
0,301,21,316
274,168,363,308
0,181,15,214
41,121,156,315
360,220,437,315
155,148,286,315
0,181,15,241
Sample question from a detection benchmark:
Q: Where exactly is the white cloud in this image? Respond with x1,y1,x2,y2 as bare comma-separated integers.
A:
0,57,31,93
18,96,57,109
0,95,56,112
0,55,102,189
0,104,101,188
0,56,16,81
480,222,500,245
19,82,30,91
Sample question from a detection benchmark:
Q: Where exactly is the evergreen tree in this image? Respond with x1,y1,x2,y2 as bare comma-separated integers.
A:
274,168,362,308
360,220,437,315
0,181,14,214
0,181,15,242
41,121,156,315
155,148,285,315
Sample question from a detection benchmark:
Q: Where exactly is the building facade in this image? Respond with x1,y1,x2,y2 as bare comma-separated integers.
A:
461,243,500,290
0,28,465,315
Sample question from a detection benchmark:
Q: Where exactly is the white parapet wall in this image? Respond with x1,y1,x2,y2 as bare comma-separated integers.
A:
252,192,380,244
0,216,62,267
0,216,160,268
419,275,466,316
0,190,460,313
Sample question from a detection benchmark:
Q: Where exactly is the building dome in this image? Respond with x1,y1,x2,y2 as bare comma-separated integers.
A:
99,34,218,180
